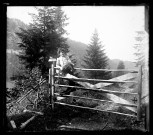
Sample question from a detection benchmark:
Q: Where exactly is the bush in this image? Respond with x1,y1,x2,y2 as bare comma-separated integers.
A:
7,67,50,116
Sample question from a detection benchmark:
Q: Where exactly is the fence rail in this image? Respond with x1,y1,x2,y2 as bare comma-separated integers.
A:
49,59,142,121
54,93,137,107
54,84,138,95
54,102,137,117
54,76,137,84
54,67,139,73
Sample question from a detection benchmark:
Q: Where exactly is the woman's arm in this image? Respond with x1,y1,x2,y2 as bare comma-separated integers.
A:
56,58,62,74
67,56,74,65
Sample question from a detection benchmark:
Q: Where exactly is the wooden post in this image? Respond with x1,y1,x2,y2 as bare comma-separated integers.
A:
49,58,56,110
51,61,55,110
137,65,142,121
146,103,150,131
48,67,51,105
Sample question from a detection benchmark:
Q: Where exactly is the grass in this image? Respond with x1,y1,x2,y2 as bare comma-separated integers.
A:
7,101,146,132
6,81,146,132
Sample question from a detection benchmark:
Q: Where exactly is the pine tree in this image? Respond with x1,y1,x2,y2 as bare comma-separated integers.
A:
82,29,112,80
115,61,125,77
134,31,149,99
16,6,69,75
134,31,148,67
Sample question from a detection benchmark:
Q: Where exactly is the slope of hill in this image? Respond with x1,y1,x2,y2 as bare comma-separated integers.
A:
7,18,29,50
109,59,137,69
7,18,29,81
66,39,87,67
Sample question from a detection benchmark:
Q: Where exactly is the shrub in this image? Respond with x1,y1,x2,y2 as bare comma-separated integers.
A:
7,67,50,116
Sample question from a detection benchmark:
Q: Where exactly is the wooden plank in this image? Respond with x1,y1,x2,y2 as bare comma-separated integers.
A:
65,74,94,88
54,93,137,107
146,103,150,131
65,73,138,96
55,102,137,117
100,93,137,112
137,65,142,121
59,125,88,130
75,67,138,72
55,84,138,95
23,109,44,115
55,76,137,84
51,61,55,110
65,73,137,89
55,67,138,72
16,89,34,104
20,115,36,129
10,120,17,129
63,73,137,113
57,97,65,100
92,72,138,89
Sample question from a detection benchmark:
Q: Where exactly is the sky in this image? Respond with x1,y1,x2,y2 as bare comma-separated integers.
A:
7,6,145,62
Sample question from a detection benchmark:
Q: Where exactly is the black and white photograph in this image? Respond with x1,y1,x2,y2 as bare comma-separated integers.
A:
6,6,149,132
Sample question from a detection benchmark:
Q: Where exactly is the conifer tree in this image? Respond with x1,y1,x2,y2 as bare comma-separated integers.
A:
134,31,148,67
115,61,125,77
16,6,69,75
82,29,112,80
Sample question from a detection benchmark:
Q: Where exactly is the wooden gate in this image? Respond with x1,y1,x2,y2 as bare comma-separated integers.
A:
48,58,148,130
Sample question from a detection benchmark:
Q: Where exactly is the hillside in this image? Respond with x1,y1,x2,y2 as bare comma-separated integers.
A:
109,59,137,69
66,39,87,67
7,18,29,50
7,18,29,81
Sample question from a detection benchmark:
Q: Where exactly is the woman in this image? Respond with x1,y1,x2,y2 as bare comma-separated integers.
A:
56,48,76,100
56,49,74,76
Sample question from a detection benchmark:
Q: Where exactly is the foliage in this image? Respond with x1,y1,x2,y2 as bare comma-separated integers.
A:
7,67,49,116
13,67,44,95
134,31,148,67
7,17,29,81
7,53,20,81
16,6,69,75
82,29,112,80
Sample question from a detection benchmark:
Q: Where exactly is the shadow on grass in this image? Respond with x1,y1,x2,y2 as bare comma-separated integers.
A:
6,103,146,132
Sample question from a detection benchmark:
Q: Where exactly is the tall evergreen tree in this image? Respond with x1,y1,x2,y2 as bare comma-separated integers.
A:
82,29,111,80
16,6,69,75
133,31,149,98
115,61,125,77
134,31,148,67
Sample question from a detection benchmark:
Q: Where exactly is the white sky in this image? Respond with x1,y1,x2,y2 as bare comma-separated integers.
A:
7,6,145,62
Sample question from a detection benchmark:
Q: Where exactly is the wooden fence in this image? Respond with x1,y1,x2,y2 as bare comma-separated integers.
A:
48,58,143,121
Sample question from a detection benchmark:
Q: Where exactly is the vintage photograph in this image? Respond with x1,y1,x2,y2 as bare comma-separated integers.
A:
6,5,149,132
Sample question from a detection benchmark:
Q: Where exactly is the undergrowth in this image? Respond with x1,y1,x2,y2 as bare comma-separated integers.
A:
6,68,147,131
